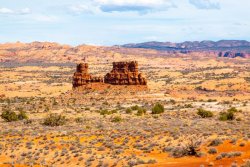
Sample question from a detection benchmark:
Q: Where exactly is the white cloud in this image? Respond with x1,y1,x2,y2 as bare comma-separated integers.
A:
189,0,220,10
0,7,31,15
69,0,176,14
32,15,58,22
0,7,14,14
19,8,32,14
97,0,176,13
94,0,173,6
69,4,99,14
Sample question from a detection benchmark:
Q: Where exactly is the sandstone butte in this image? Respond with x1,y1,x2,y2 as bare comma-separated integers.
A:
72,61,147,89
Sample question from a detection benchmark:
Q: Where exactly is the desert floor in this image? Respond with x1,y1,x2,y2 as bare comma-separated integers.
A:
0,49,250,166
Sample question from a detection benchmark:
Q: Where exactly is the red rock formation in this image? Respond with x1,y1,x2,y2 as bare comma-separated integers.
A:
104,61,147,85
72,63,103,88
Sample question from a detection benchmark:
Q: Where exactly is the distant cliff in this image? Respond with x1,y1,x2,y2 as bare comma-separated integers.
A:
122,40,250,52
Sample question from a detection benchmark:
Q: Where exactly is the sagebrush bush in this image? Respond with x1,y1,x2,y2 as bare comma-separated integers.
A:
219,107,240,121
1,109,28,122
227,107,239,113
219,112,234,121
197,108,213,118
208,147,217,154
208,138,223,146
99,109,117,115
131,105,140,111
170,138,202,158
136,107,146,116
151,103,164,114
18,111,28,120
43,113,67,126
1,110,18,122
111,116,122,123
125,108,132,114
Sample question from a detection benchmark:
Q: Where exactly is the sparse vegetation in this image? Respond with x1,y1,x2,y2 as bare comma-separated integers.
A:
111,116,122,123
219,107,239,121
151,103,164,114
197,108,213,118
170,137,202,158
208,138,223,147
43,113,67,126
99,109,117,115
125,108,132,114
17,111,28,120
1,109,18,122
0,47,249,166
208,148,217,154
1,109,28,122
136,107,146,116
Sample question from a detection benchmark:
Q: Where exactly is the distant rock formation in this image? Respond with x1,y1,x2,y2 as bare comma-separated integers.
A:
72,63,103,88
104,61,147,85
73,61,147,89
218,51,247,58
122,40,250,52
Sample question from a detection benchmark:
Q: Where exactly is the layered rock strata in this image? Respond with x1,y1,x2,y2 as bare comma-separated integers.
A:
72,63,103,88
104,61,147,85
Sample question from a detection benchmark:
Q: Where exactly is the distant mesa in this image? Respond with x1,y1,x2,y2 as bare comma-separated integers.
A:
122,40,250,53
72,61,147,89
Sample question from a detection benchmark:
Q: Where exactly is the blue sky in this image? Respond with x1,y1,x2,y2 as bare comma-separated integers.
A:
0,0,250,46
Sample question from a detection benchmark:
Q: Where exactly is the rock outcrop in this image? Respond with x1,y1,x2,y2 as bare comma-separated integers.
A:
104,61,147,85
73,61,147,89
218,51,247,58
72,63,103,88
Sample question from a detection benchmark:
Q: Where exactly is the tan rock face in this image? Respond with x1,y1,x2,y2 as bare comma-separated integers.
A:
72,63,103,88
104,61,147,85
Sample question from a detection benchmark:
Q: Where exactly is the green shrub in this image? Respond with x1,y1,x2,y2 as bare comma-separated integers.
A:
227,107,239,113
151,103,164,114
99,109,117,115
111,116,122,123
184,104,193,108
126,108,132,114
219,113,228,121
219,107,239,121
43,114,67,126
1,110,18,122
131,105,140,111
207,99,217,102
136,107,146,116
219,111,234,121
17,111,28,120
197,108,213,118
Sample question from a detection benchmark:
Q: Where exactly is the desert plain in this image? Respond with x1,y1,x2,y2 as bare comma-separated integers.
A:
0,42,250,167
